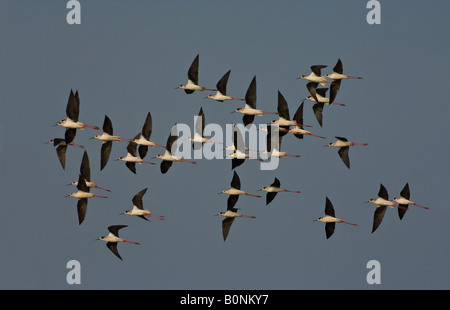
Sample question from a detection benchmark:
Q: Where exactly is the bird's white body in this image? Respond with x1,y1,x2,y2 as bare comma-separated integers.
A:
179,79,205,91
261,186,286,193
326,72,350,80
316,215,342,223
94,132,121,142
72,180,97,188
326,72,362,80
262,149,287,157
328,140,354,147
271,117,297,126
218,210,244,218
156,151,182,162
300,74,328,86
208,91,233,101
235,104,264,116
124,206,152,217
222,188,248,196
188,133,210,144
393,197,414,205
369,197,397,208
133,135,158,147
70,190,95,199
100,233,125,243
119,153,145,163
285,126,312,135
227,150,250,159
57,118,86,129
306,93,329,104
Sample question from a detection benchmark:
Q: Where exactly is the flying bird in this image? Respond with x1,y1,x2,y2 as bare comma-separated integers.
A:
220,171,261,211
56,89,99,130
366,184,407,233
298,65,330,86
233,76,278,127
67,174,108,225
271,90,311,132
216,196,256,242
393,183,429,220
325,59,362,104
278,102,325,139
259,177,301,205
156,124,196,174
325,136,368,169
325,58,363,81
93,115,131,171
132,112,166,160
70,150,110,192
177,54,216,94
206,70,244,102
121,188,165,221
304,87,345,107
47,127,83,170
97,225,140,260
314,197,357,239
188,107,212,150
118,134,156,174
304,85,344,127
226,125,262,170
263,125,300,158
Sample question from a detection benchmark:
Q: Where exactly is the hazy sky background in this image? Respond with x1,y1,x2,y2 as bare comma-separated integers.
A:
1,1,449,290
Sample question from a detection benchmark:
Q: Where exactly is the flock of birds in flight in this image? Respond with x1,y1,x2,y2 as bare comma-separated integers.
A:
48,54,429,260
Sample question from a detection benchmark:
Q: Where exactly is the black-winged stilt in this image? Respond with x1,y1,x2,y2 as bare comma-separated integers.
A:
121,188,165,221
393,183,429,219
259,177,301,205
97,225,140,260
207,70,244,102
314,197,357,239
325,136,368,169
177,54,216,94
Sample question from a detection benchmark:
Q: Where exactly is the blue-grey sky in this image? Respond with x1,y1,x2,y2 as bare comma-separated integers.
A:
1,1,449,290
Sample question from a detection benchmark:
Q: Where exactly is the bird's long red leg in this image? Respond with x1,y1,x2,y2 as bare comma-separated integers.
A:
83,124,100,130
340,220,358,226
147,214,165,220
240,214,256,219
412,203,429,210
143,160,156,165
394,204,407,210
244,193,261,198
93,194,108,198
284,190,301,193
69,143,85,149
181,159,197,164
308,133,326,139
118,138,133,142
295,123,312,128
123,240,140,245
94,185,111,192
